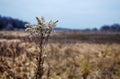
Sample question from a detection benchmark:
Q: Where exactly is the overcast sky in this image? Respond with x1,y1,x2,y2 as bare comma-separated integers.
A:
0,0,120,29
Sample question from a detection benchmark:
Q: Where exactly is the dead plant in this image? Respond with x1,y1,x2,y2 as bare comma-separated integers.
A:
25,16,58,79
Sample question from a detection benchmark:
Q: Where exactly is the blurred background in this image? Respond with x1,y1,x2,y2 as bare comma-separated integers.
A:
0,1,120,79
0,0,120,31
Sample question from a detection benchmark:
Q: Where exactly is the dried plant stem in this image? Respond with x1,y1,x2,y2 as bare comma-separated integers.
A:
35,35,44,79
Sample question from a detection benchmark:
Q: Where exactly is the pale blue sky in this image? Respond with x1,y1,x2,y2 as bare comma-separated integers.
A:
0,0,120,29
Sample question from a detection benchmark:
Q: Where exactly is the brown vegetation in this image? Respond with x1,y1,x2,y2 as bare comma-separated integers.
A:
0,31,120,79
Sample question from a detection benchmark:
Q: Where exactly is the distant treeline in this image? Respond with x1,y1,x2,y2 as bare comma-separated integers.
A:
0,15,120,31
100,24,120,32
0,15,28,30
84,24,120,32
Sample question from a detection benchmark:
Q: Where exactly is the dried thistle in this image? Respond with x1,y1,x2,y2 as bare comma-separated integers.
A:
25,16,58,79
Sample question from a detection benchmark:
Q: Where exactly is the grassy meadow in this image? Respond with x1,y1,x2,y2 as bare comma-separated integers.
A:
0,31,120,79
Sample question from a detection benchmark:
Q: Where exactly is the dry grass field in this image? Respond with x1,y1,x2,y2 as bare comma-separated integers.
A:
0,31,120,79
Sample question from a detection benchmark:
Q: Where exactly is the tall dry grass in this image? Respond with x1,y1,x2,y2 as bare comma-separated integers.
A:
0,39,120,79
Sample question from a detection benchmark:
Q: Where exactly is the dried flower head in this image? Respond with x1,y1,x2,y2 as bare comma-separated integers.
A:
25,16,58,39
